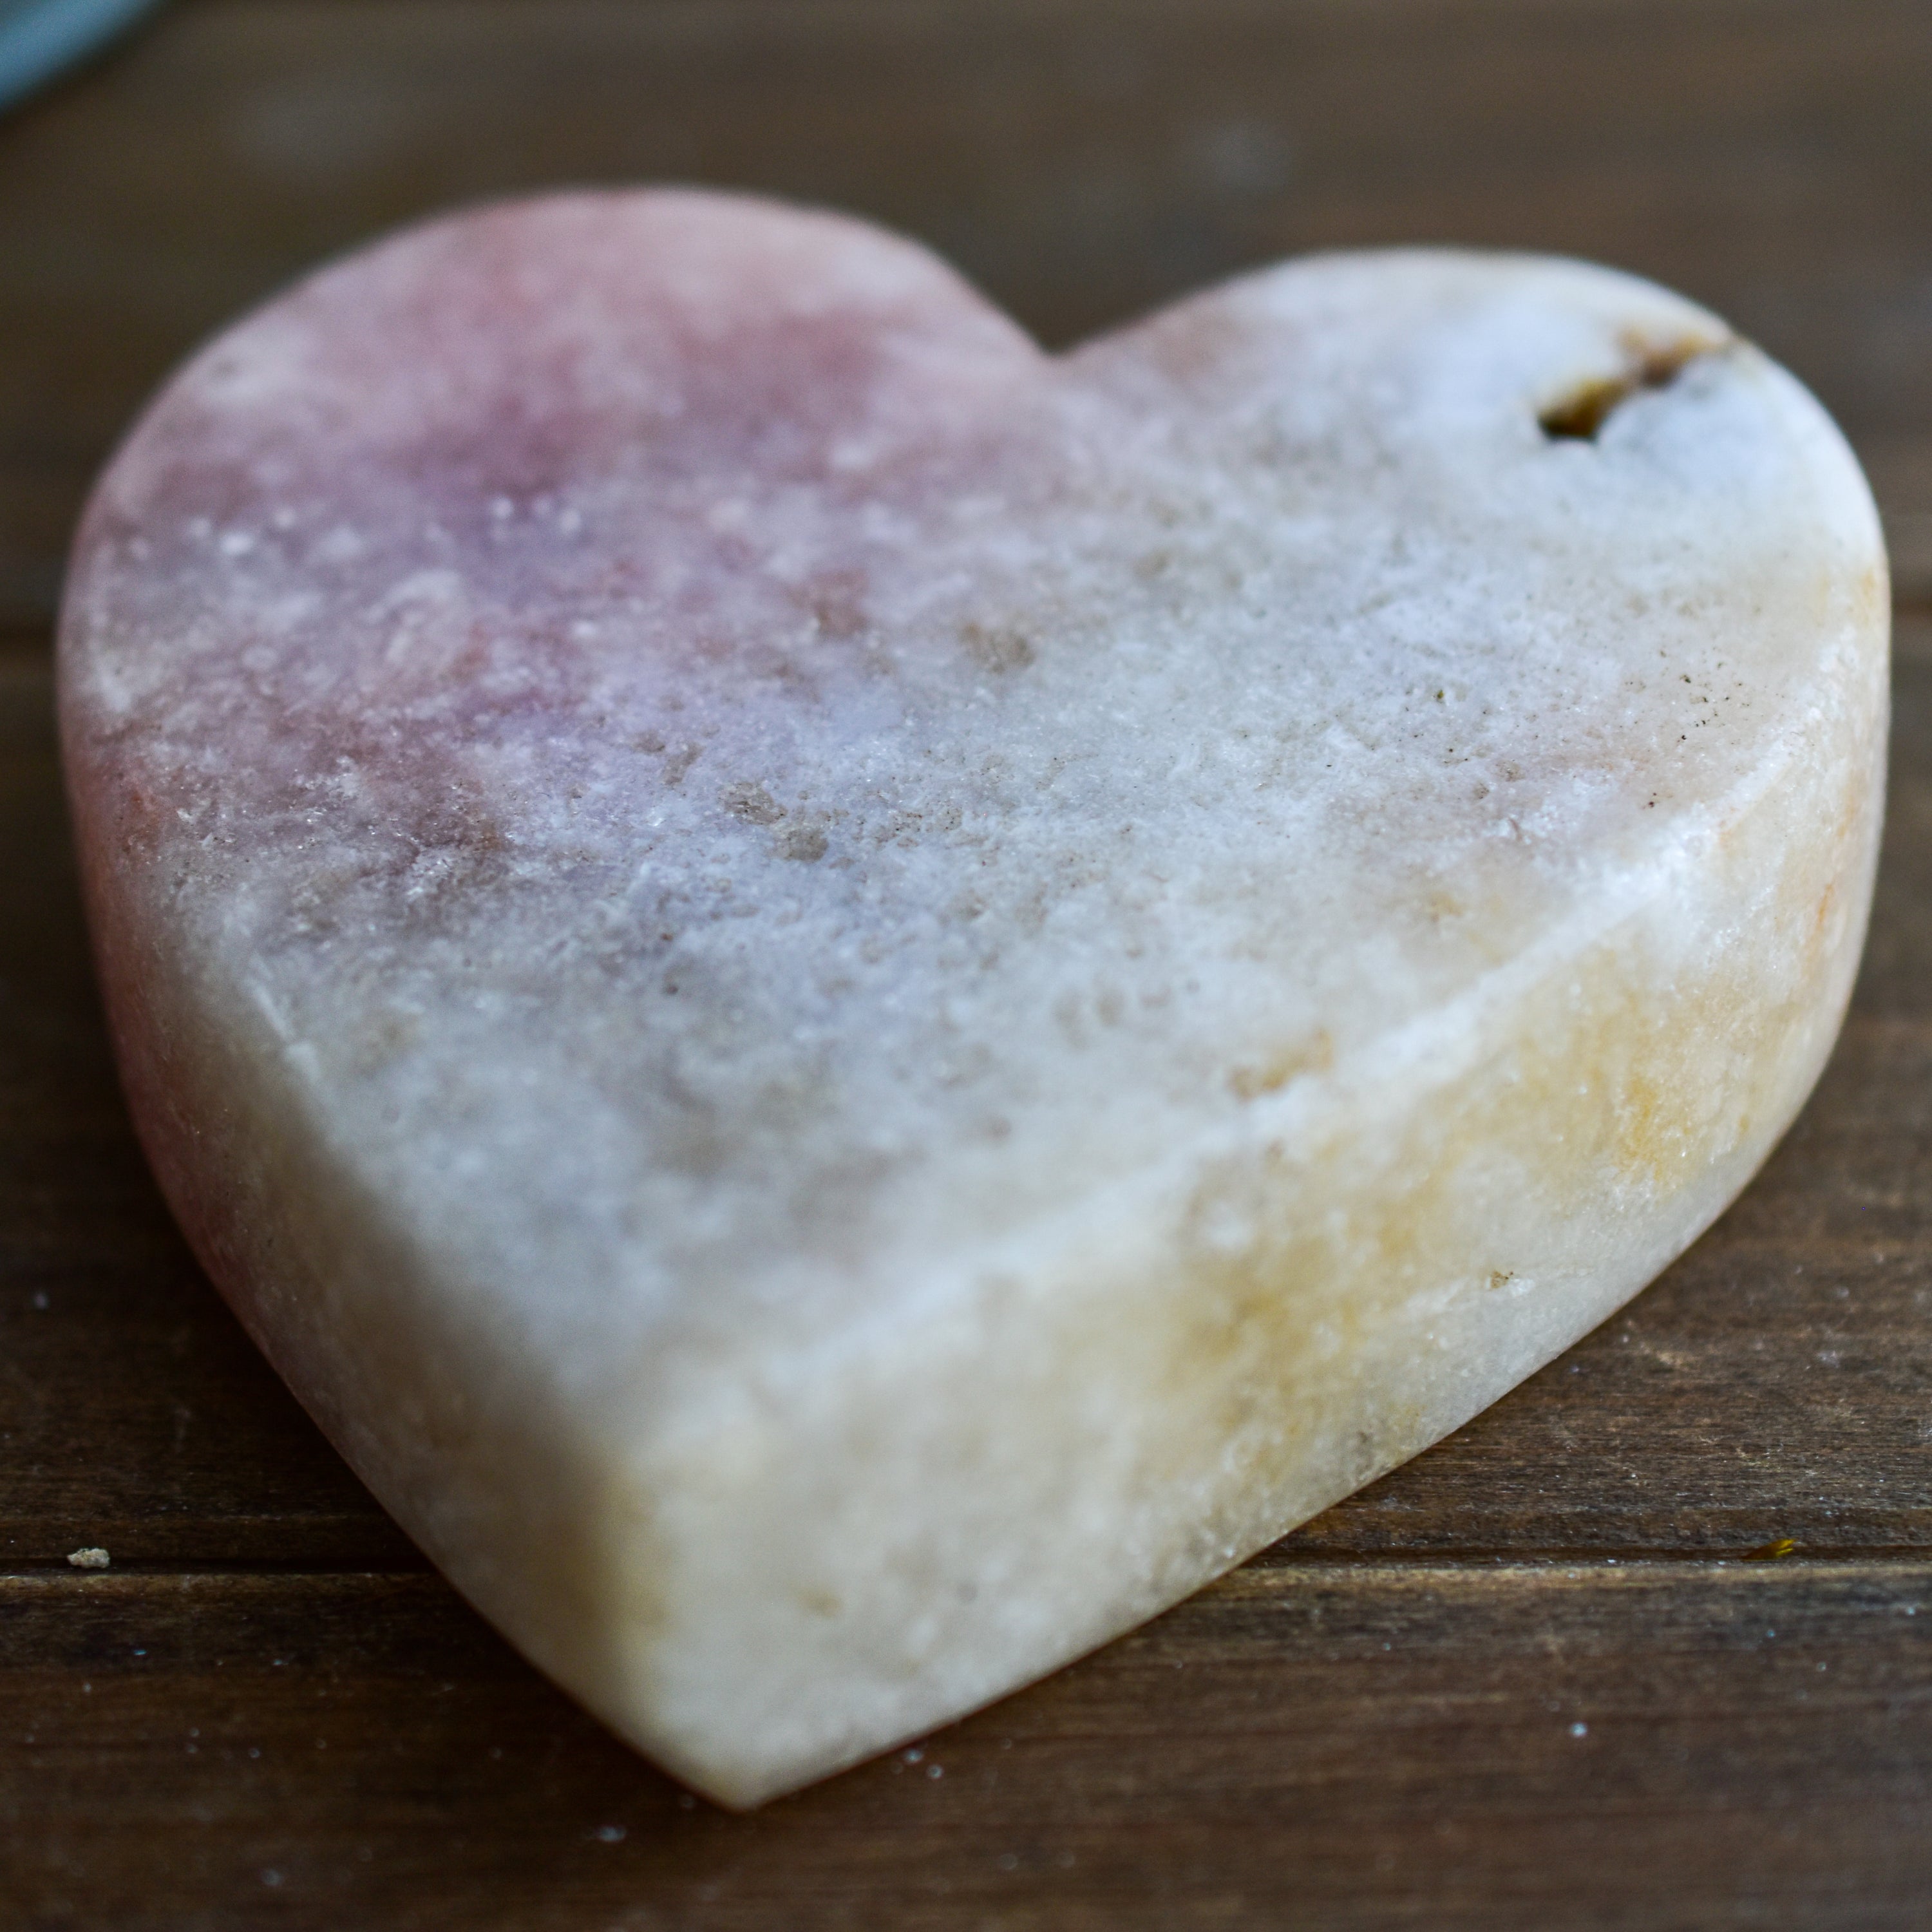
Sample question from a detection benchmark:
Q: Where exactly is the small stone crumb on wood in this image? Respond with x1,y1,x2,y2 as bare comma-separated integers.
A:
66,1547,111,1569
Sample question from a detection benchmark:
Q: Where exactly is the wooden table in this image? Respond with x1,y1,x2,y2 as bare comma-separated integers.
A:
4,4,1931,1924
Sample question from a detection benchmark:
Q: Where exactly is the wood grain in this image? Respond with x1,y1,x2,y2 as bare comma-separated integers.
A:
5,1564,1931,1930
2,3,1931,1926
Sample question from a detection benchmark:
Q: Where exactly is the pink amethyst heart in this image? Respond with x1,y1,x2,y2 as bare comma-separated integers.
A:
60,192,1886,1803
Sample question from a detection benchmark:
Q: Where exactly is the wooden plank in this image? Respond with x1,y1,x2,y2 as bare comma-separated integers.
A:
1855,442,1932,608
1861,616,1932,1005
0,650,419,1571
4,1562,1928,1927
9,623,1932,1571
3,0,1932,623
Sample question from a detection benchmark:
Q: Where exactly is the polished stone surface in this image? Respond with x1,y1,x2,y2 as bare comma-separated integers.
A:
59,192,1887,1803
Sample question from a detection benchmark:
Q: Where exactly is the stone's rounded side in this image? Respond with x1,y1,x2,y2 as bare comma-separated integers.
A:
632,613,1884,1803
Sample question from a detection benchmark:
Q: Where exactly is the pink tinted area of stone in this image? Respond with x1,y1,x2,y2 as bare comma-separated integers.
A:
59,191,1887,1803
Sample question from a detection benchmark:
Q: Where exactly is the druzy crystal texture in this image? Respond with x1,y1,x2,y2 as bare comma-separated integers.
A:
59,193,1888,1804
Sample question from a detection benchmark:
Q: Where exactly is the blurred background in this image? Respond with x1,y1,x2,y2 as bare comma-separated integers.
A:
1,0,1929,632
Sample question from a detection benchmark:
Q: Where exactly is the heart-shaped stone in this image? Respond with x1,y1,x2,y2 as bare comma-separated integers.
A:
60,192,1886,1805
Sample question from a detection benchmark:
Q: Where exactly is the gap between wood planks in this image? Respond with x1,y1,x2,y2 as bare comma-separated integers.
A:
1,1557,1926,1645
3,1548,1928,1581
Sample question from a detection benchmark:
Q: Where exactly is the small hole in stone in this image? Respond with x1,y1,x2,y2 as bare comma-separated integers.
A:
1539,338,1714,442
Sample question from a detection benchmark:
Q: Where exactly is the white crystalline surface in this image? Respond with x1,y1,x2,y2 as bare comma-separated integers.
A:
60,192,1887,1804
